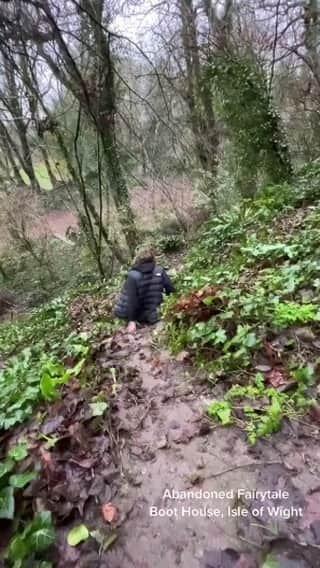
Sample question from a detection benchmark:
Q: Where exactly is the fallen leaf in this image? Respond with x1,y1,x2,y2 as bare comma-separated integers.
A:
254,364,272,373
309,402,320,424
102,502,118,523
42,415,64,435
69,457,96,469
69,379,81,392
294,327,316,342
176,350,191,362
264,341,281,363
265,369,286,388
40,447,53,467
89,401,108,417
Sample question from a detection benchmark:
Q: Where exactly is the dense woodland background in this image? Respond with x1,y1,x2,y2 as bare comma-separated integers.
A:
0,0,319,307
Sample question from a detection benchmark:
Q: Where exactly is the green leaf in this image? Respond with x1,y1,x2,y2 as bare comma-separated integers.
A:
216,406,232,425
103,532,118,551
245,332,258,348
0,486,15,519
214,328,227,344
0,459,15,481
8,444,28,461
40,374,57,400
5,534,27,565
9,471,37,489
89,402,108,417
261,554,280,568
203,296,214,306
207,401,232,425
70,358,85,377
90,530,103,545
26,511,55,551
67,524,89,546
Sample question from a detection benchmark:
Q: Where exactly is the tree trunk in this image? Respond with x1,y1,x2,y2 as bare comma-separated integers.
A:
2,60,40,191
0,120,27,186
53,118,127,264
179,0,219,175
304,0,320,148
81,0,137,254
32,0,138,254
40,144,58,188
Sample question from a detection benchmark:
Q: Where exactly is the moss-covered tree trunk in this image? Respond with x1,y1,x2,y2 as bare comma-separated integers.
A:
207,54,292,197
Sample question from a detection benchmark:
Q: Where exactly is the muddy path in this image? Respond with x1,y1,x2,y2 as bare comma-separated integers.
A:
93,326,320,568
3,322,320,567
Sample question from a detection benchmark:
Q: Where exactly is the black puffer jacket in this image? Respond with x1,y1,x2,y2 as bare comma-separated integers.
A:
114,261,175,323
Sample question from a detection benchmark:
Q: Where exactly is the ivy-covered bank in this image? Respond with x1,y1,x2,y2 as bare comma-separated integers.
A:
164,162,320,444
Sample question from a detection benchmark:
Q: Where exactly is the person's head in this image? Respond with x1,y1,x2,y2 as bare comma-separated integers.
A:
133,246,156,265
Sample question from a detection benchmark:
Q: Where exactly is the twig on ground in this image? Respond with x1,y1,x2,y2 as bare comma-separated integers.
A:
205,460,284,480
133,399,154,430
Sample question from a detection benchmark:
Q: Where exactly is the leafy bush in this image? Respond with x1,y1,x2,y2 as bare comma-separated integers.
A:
157,233,185,253
205,54,292,196
0,345,89,431
6,511,55,566
165,163,320,442
272,302,318,327
0,444,37,520
207,401,232,425
208,368,315,445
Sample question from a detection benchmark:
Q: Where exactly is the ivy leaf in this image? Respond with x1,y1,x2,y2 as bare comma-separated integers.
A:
26,511,55,551
214,328,227,344
89,402,108,417
67,524,89,546
0,459,15,481
8,444,28,461
5,534,27,565
5,511,54,564
40,373,57,400
9,471,37,489
245,332,258,348
0,486,15,519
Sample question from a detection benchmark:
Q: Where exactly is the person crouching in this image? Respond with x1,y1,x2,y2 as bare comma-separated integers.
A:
113,247,175,333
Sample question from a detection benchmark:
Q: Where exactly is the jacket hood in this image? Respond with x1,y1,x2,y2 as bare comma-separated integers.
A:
132,260,155,274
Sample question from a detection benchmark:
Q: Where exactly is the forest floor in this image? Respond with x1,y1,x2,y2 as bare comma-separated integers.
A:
6,321,320,568
2,169,320,567
94,325,320,568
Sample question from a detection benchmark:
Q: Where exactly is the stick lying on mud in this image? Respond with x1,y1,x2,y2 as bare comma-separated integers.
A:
205,460,287,479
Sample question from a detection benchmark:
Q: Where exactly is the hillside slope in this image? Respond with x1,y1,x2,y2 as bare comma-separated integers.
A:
165,162,320,445
1,165,320,566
